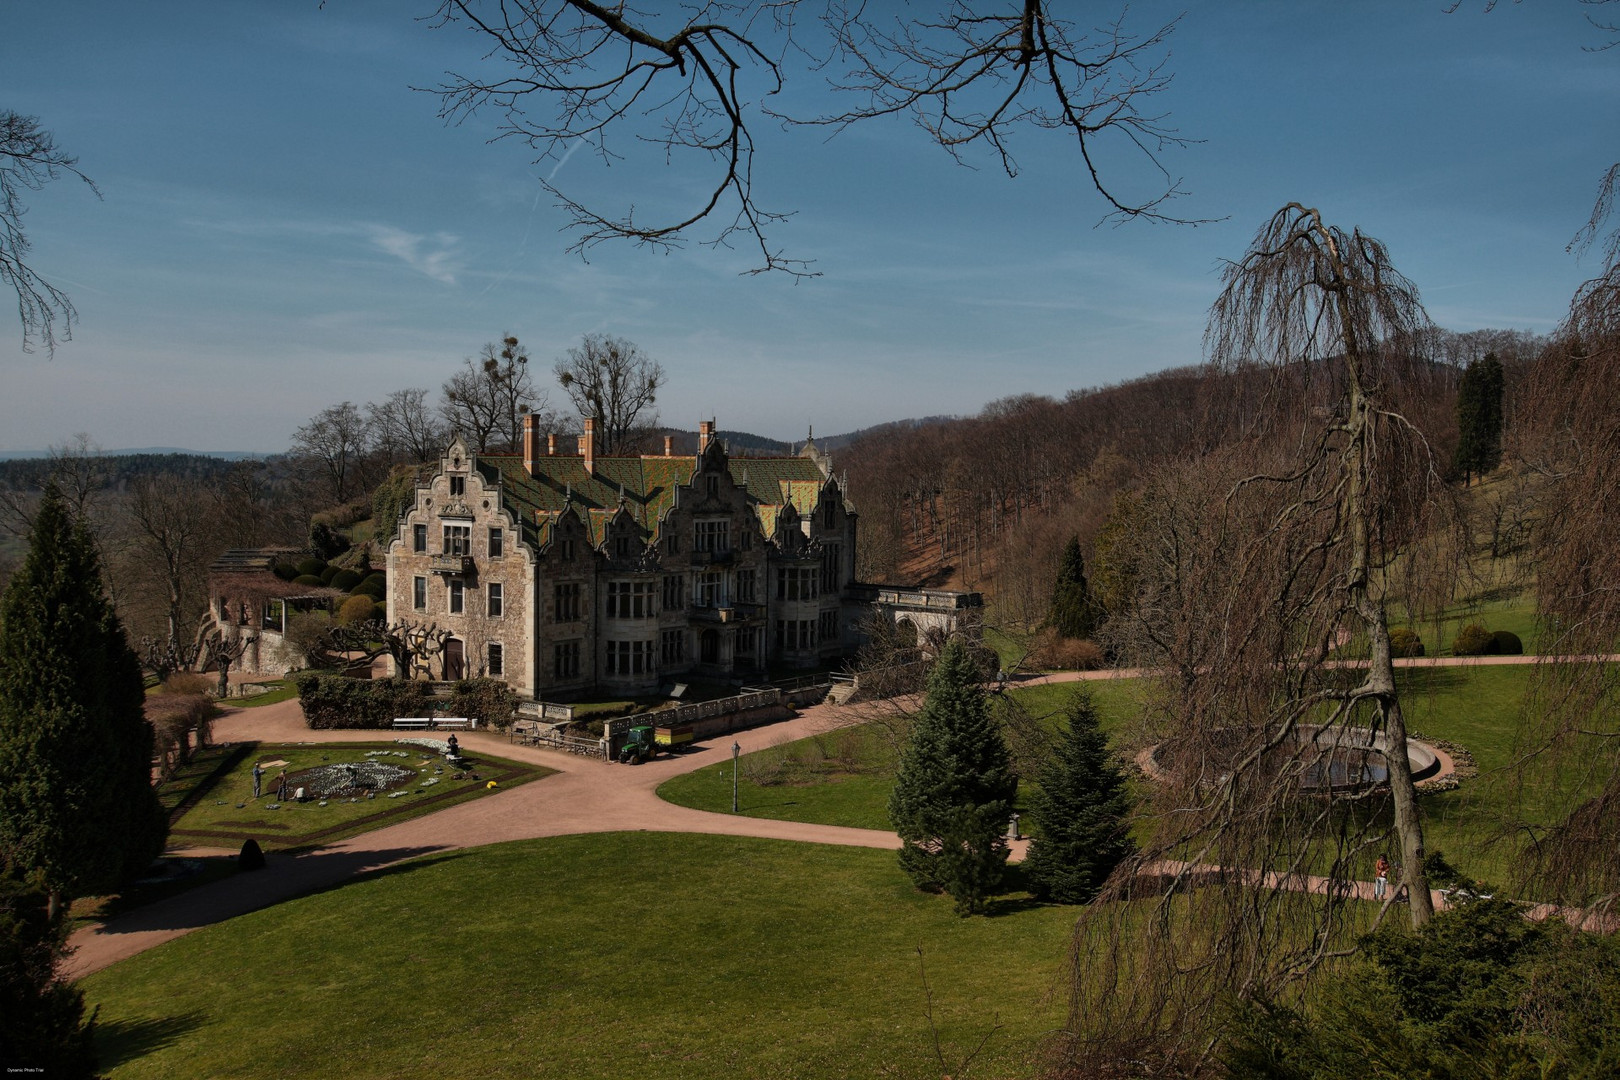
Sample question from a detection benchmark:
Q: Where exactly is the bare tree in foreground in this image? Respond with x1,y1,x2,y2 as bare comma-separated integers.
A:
425,2,1197,273
1500,165,1620,915
1061,206,1457,1075
1,111,98,354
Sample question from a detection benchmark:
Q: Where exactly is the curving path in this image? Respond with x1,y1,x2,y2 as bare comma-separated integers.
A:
66,654,1604,978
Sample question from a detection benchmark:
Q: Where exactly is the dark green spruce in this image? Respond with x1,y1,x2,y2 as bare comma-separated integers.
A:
1452,352,1505,484
0,866,99,1078
1047,535,1098,640
1023,690,1135,904
888,638,1017,915
0,486,167,919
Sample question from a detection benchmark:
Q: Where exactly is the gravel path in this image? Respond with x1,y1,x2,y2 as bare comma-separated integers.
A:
67,655,1589,978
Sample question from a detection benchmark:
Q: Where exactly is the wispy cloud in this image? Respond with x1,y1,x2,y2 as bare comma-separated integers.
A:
362,225,463,285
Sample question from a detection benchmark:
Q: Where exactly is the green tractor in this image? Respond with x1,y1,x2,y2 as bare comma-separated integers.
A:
618,726,661,765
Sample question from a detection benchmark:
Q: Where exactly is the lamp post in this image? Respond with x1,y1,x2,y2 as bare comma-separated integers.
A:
732,741,741,813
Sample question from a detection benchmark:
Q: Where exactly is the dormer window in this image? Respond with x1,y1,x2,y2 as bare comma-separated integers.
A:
615,535,633,558
706,475,719,497
450,476,466,496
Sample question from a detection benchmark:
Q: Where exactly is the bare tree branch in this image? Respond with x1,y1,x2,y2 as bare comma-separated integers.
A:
0,111,99,354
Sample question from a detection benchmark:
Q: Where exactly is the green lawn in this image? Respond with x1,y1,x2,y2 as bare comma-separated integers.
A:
83,833,1077,1080
660,665,1578,893
228,680,300,708
166,741,553,851
657,678,1149,831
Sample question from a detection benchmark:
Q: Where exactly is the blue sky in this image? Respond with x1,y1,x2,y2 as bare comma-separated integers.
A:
3,1,1616,452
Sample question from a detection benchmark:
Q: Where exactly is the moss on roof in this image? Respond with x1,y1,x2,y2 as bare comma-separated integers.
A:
476,452,830,551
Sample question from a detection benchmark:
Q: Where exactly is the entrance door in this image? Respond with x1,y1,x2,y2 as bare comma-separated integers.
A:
700,629,720,665
444,638,465,680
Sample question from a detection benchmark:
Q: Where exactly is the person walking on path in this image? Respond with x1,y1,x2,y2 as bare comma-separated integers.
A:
252,762,263,799
1375,854,1390,900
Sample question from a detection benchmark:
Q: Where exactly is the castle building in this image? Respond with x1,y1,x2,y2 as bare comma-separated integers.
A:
384,416,860,697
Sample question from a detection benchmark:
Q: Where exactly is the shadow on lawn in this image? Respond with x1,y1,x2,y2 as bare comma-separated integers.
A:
90,845,463,939
95,1011,207,1072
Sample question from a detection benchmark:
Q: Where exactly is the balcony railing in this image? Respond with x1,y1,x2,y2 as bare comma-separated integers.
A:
429,553,474,575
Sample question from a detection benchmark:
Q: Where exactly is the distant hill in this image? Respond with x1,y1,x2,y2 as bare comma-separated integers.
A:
0,452,271,492
654,418,959,459
0,447,268,461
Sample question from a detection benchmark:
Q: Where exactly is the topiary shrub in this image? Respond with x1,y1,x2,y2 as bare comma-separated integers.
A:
238,838,266,872
1487,630,1523,655
292,574,324,588
309,521,350,562
295,675,430,729
445,679,518,732
1389,627,1426,658
336,595,378,626
319,564,342,586
296,557,326,578
329,568,362,592
355,574,386,600
273,560,299,581
1452,623,1493,657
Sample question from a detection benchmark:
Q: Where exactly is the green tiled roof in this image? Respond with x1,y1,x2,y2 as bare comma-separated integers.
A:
476,452,830,550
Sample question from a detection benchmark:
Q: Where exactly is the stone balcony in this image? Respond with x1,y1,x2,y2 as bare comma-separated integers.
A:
429,553,475,575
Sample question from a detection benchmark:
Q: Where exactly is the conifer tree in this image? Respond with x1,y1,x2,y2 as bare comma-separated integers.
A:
1452,352,1505,484
1024,690,1136,904
0,486,167,918
888,638,1017,915
1048,535,1098,639
0,865,98,1078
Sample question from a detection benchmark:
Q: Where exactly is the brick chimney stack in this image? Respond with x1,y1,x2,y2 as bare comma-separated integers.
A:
698,420,714,454
582,417,596,473
664,435,674,457
547,433,556,456
522,413,541,475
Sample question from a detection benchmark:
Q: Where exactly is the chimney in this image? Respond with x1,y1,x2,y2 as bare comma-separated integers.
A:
698,420,714,454
547,433,557,456
664,435,674,457
522,413,541,475
582,417,596,473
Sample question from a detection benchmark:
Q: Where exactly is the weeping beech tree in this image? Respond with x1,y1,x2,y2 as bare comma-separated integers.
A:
1501,168,1620,915
1058,205,1461,1075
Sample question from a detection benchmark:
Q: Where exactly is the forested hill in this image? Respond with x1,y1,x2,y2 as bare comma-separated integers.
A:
0,452,262,493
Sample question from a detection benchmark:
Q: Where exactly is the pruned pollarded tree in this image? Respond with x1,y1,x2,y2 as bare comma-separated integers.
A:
1060,205,1460,1075
554,334,664,455
425,2,1198,275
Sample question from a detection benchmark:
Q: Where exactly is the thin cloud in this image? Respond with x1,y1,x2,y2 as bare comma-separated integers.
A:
363,225,462,285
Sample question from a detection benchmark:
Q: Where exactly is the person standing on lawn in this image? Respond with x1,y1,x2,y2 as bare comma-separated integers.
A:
252,762,263,799
1375,854,1390,900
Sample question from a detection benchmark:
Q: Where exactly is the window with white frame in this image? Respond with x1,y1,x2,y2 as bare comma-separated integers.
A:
487,642,504,676
487,582,503,618
606,580,655,619
449,579,464,614
413,524,427,552
554,640,580,679
412,576,426,611
488,527,503,557
694,519,730,553
443,525,471,556
606,639,654,675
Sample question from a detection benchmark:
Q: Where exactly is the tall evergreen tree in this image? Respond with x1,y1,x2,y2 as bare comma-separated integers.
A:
1024,690,1136,904
0,864,99,1078
0,486,167,918
1047,535,1098,639
1452,352,1505,484
888,638,1018,915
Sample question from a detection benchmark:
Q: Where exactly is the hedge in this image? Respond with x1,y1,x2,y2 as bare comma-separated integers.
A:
444,679,518,732
1452,623,1493,657
1488,630,1524,655
1389,626,1425,658
295,675,431,729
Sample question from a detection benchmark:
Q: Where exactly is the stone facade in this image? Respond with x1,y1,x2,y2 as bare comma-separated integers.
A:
383,418,863,699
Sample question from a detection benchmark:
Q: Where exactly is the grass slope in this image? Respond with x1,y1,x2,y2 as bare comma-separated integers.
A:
84,833,1075,1080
